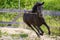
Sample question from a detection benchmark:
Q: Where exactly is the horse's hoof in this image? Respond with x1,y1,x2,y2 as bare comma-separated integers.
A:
36,33,40,37
38,35,40,38
40,33,43,36
37,34,40,37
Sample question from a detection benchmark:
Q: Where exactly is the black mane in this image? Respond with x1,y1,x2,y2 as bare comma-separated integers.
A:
32,4,37,13
32,2,44,13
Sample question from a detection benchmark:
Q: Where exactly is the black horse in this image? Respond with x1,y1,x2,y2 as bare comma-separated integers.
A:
23,2,50,37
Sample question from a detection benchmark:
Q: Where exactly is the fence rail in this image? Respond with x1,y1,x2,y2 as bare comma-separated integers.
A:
0,21,24,24
0,9,60,16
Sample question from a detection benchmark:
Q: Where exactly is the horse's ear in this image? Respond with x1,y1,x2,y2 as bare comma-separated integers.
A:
42,2,44,5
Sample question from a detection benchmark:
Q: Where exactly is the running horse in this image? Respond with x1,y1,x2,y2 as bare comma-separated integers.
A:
23,2,50,37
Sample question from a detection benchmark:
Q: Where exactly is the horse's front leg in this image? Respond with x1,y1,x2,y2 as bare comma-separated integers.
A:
43,22,51,35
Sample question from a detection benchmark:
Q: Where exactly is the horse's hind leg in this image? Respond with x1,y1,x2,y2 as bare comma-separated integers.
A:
37,25,44,35
38,27,44,35
25,23,40,37
43,22,51,35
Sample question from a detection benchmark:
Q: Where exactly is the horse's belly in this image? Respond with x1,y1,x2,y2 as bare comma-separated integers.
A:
32,18,44,26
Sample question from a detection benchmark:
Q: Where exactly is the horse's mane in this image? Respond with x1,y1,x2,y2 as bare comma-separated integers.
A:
32,2,41,13
32,2,44,13
32,4,37,13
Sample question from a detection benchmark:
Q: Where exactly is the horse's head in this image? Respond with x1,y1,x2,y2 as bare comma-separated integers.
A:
32,2,44,17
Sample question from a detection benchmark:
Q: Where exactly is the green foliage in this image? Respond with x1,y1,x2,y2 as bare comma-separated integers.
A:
20,0,37,9
0,0,60,10
20,0,60,10
0,0,18,8
41,0,60,11
0,12,17,21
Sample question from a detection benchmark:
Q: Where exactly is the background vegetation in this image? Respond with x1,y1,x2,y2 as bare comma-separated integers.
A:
0,0,60,10
0,0,60,36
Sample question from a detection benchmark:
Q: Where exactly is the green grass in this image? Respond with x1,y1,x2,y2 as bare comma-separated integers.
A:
44,15,60,26
40,15,60,36
0,30,8,37
0,30,2,37
11,33,28,39
41,25,60,36
0,12,23,27
20,33,28,38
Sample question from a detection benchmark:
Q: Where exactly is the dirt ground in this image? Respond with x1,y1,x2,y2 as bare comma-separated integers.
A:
0,27,60,40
